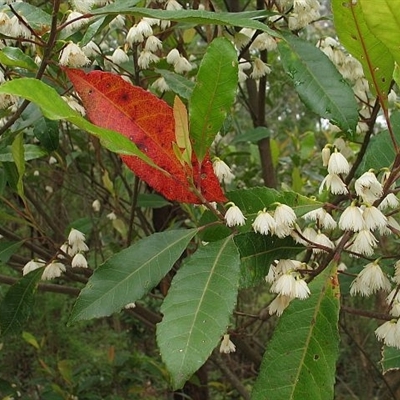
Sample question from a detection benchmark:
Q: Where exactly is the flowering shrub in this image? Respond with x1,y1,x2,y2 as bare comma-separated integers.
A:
0,0,399,398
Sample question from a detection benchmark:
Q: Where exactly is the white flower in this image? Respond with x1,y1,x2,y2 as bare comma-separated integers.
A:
49,156,57,165
62,95,86,116
125,302,136,309
319,173,348,195
362,205,387,231
219,334,236,354
268,295,292,316
338,204,364,232
387,290,400,317
302,227,317,243
274,224,293,238
312,231,334,253
42,262,66,280
302,208,337,230
388,89,397,105
213,158,235,184
68,228,88,255
375,320,400,349
173,56,193,74
350,261,391,296
136,19,153,37
166,0,183,10
379,193,399,210
294,278,311,299
321,146,331,167
166,49,180,65
274,204,297,228
327,150,350,175
71,253,88,268
355,171,383,203
349,229,378,256
225,204,246,227
110,48,129,65
250,32,277,51
59,42,90,67
64,11,88,35
250,58,271,79
126,26,144,45
144,36,162,52
152,77,170,93
138,50,159,69
82,40,100,57
23,260,44,276
270,273,296,297
252,209,276,235
92,199,101,212
107,211,117,220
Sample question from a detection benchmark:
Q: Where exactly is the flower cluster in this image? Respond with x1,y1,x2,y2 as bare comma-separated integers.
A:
23,228,89,281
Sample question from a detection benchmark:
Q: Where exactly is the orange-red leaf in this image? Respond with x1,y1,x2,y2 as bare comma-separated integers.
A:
64,68,226,204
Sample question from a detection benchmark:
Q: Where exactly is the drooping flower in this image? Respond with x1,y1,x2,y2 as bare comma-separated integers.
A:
225,203,246,227
312,231,334,253
319,173,348,195
350,260,391,296
362,205,387,231
59,42,90,67
23,259,45,276
42,262,66,280
375,319,400,349
268,295,292,316
219,334,236,354
68,228,89,255
327,149,350,175
71,253,88,268
274,204,297,228
252,209,276,235
338,204,365,232
213,158,235,184
355,171,383,203
349,229,378,256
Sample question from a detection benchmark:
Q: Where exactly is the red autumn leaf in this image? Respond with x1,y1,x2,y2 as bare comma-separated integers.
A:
64,68,226,204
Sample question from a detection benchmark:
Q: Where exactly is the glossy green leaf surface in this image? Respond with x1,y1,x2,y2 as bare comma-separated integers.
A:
360,0,400,66
0,268,43,336
358,111,400,173
0,78,158,168
381,345,400,373
0,144,47,162
12,2,51,30
92,3,277,36
157,236,240,389
11,133,25,197
279,34,358,135
156,69,195,100
252,266,340,400
332,0,393,99
0,47,37,71
189,37,238,161
234,233,302,288
69,229,197,322
0,241,23,263
33,117,59,152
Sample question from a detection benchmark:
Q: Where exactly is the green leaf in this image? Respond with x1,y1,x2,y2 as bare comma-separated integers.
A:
22,331,40,349
332,0,394,99
231,127,271,144
251,266,340,400
0,144,47,162
157,236,240,389
358,111,400,173
360,0,400,67
234,233,302,288
0,78,159,169
91,3,278,36
381,345,400,373
0,268,43,336
33,117,59,152
69,229,198,322
156,69,195,100
12,2,52,30
0,47,37,71
278,34,358,135
11,132,25,197
0,241,23,263
189,37,238,161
